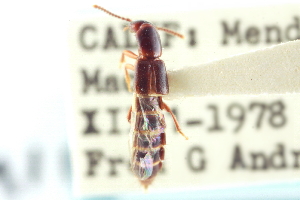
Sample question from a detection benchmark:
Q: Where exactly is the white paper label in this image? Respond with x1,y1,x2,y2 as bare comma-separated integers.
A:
68,4,300,196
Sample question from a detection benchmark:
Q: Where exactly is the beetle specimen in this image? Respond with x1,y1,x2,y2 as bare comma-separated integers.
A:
94,5,188,189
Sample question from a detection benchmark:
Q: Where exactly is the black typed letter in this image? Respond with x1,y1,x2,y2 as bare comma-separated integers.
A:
82,69,101,94
103,26,119,49
86,150,103,176
82,110,100,135
221,20,241,45
230,144,247,169
187,146,206,172
108,158,124,176
79,25,97,50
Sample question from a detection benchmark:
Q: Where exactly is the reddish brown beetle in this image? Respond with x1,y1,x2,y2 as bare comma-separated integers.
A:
93,5,188,189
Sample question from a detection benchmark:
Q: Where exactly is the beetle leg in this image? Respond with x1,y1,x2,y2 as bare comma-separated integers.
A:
124,64,134,92
161,99,189,140
120,50,136,92
120,50,138,68
127,106,132,123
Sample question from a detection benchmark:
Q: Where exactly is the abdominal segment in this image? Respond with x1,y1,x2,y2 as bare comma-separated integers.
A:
130,96,166,187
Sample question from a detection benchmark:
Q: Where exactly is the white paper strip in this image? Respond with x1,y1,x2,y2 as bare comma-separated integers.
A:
167,40,300,99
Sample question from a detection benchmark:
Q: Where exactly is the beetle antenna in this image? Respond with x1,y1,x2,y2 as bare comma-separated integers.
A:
156,27,184,39
93,5,132,22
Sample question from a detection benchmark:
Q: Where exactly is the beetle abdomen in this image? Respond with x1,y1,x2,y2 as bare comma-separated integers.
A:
130,96,166,188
